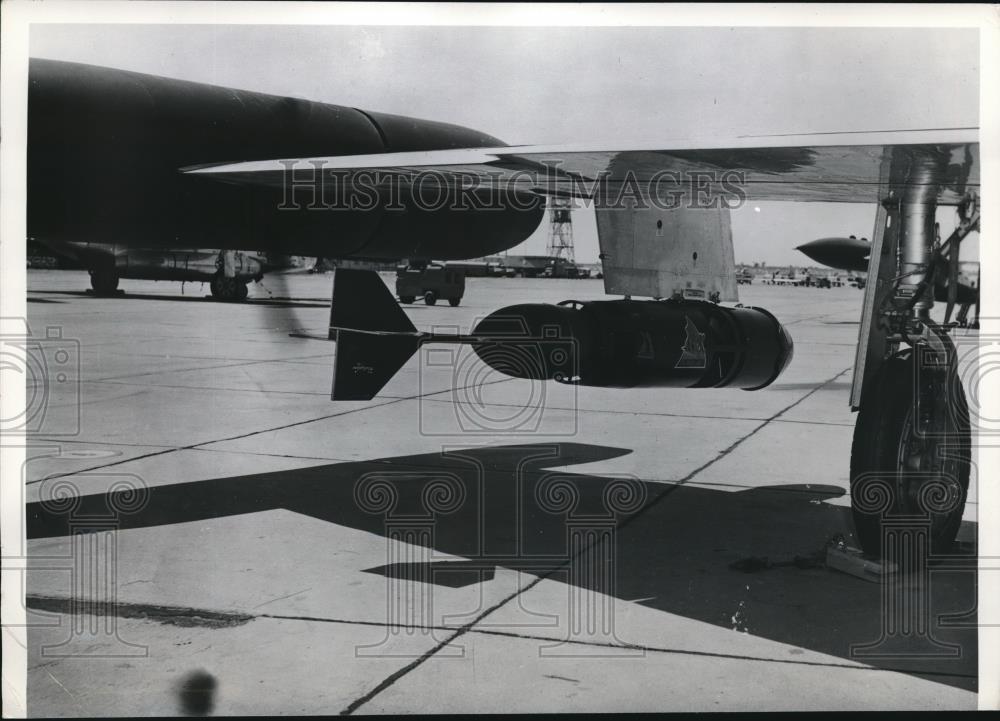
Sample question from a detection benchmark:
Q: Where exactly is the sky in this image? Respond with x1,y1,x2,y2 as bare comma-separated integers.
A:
29,23,980,264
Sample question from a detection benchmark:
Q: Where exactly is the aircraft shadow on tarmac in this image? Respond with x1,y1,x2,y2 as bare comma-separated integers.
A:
26,442,976,691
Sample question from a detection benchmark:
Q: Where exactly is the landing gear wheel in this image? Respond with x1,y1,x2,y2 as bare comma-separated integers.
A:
448,298,461,307
849,350,970,557
399,296,415,304
424,291,437,306
210,274,248,302
90,269,119,295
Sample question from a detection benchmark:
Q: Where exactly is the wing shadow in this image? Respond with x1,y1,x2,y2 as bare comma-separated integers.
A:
27,442,976,690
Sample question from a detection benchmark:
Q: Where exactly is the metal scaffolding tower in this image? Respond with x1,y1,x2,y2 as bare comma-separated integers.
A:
546,197,575,263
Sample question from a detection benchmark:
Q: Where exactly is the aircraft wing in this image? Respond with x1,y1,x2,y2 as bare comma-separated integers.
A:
185,128,978,301
185,127,979,205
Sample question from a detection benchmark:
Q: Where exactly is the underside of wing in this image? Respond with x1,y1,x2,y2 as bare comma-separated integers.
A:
185,127,979,206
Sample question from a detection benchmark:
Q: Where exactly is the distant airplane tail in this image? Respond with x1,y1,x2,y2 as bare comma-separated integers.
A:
329,269,422,400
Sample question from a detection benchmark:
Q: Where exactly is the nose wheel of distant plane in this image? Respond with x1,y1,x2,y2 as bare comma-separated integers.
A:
210,274,249,301
849,347,970,557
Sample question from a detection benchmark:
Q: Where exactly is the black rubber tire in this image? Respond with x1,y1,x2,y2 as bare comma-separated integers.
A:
210,277,229,299
90,269,119,294
849,351,970,557
424,291,437,306
210,274,247,301
448,298,461,307
399,296,415,304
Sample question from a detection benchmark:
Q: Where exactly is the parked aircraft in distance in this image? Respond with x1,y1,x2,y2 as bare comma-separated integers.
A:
34,240,267,300
797,235,979,327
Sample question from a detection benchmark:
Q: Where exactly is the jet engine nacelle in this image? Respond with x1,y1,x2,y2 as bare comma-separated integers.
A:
470,300,794,390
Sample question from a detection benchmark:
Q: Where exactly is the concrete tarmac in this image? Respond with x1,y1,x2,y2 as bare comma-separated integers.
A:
21,270,979,714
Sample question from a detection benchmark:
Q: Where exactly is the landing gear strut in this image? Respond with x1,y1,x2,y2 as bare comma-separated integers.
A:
210,250,250,301
849,147,976,557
